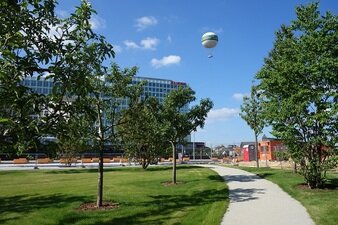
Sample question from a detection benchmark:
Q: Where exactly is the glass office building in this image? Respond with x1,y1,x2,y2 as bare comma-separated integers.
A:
23,76,191,141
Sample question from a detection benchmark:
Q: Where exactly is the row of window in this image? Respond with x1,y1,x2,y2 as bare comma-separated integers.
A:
23,79,53,88
133,80,181,89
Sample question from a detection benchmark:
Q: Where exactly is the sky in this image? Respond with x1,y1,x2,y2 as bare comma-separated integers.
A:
56,0,337,147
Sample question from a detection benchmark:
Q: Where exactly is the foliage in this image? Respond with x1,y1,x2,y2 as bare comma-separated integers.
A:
0,0,114,154
240,84,265,168
274,150,289,161
161,87,213,183
89,63,143,206
255,3,338,188
56,113,94,166
0,0,125,207
118,96,169,169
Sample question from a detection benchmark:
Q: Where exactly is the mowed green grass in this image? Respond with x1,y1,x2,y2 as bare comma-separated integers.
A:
0,166,228,225
238,166,338,225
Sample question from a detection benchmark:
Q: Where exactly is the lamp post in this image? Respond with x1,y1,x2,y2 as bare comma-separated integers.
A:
193,132,195,160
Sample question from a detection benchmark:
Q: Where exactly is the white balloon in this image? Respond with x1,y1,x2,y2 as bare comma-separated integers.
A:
201,32,218,48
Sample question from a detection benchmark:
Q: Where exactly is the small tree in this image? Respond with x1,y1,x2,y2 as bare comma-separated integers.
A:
1,0,125,206
161,87,213,184
118,97,169,169
240,85,265,168
89,63,142,207
256,3,338,188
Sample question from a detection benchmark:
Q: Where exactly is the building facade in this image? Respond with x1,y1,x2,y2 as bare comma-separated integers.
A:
23,75,191,142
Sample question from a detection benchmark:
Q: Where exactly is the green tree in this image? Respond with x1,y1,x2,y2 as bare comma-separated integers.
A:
118,96,169,169
1,0,119,206
256,3,337,188
56,111,94,166
162,87,213,184
240,85,265,168
90,63,142,206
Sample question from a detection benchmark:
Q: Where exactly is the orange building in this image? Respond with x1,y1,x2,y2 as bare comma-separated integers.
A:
258,135,285,161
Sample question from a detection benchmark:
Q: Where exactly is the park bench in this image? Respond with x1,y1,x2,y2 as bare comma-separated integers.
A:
60,158,78,164
14,158,28,164
103,158,111,163
37,158,52,164
182,157,190,161
92,157,99,162
112,157,121,163
81,158,92,163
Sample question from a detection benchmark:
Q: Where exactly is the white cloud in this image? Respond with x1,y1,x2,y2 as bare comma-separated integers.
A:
124,37,159,50
124,40,140,49
135,16,158,31
89,15,106,30
151,55,181,68
113,45,122,54
140,37,159,50
206,107,239,123
232,93,249,101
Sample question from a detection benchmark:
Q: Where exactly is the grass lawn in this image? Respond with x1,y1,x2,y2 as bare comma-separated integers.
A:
0,166,228,225
237,166,338,225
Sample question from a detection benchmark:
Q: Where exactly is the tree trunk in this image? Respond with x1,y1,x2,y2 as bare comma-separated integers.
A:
96,103,104,207
171,141,177,184
254,133,259,168
293,162,297,173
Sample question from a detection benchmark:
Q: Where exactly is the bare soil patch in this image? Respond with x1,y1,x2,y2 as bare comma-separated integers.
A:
77,202,119,211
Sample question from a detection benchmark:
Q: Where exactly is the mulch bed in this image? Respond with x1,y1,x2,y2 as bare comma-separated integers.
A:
77,202,119,211
296,183,337,190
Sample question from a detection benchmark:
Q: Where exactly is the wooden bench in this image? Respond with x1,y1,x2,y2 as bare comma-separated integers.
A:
112,157,122,162
183,157,190,161
37,158,52,164
81,158,92,163
120,158,129,163
14,158,28,164
92,157,99,162
103,158,111,163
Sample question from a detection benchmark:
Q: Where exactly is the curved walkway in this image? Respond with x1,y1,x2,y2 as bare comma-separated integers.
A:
202,165,314,225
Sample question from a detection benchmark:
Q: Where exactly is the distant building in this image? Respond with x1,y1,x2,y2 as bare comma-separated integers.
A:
23,75,191,142
258,135,285,160
240,142,256,161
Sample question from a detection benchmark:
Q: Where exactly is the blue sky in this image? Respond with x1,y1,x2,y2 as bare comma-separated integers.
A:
56,0,337,147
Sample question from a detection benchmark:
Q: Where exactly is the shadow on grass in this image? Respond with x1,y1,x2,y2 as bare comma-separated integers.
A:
58,187,229,225
208,174,226,182
326,177,338,190
0,194,90,224
256,173,274,179
146,165,200,172
45,165,200,175
45,167,130,174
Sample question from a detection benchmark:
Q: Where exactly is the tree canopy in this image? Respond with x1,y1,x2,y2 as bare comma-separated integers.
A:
240,84,265,168
162,87,213,183
256,3,337,188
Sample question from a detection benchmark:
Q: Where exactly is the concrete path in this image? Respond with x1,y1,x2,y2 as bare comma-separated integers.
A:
202,165,314,225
